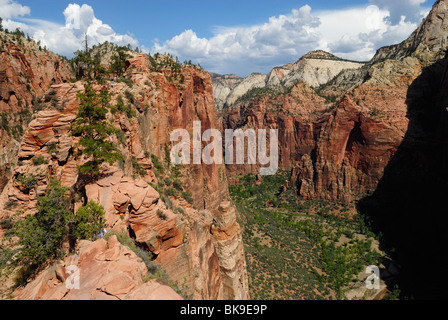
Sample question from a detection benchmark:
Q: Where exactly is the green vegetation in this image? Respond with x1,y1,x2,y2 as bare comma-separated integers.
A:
71,81,124,176
73,201,105,240
146,152,191,207
234,85,288,105
109,46,131,77
14,180,72,267
147,52,204,87
72,49,107,81
131,156,146,177
32,156,49,166
71,42,132,81
5,180,108,285
230,172,383,300
0,110,32,140
16,173,38,193
111,94,136,118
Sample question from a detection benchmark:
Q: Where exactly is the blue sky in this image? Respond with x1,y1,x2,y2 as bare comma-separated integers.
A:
0,0,432,76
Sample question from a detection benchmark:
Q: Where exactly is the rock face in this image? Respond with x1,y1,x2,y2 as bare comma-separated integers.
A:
222,0,448,204
0,31,73,193
222,82,332,177
267,51,365,88
16,235,183,300
212,50,365,110
372,0,448,65
0,51,249,300
355,0,448,299
210,73,243,110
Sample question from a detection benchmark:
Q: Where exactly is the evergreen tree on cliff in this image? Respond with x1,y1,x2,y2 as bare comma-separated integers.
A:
71,81,123,177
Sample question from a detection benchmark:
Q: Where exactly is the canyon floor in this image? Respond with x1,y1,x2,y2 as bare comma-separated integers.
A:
229,171,395,300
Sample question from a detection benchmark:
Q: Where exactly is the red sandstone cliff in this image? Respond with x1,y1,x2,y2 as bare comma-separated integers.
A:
0,31,73,192
221,0,448,203
0,48,249,300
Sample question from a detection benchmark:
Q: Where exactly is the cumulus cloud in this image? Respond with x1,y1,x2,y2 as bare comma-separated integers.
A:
319,1,427,62
154,1,430,76
0,0,30,19
370,0,428,24
1,1,431,76
154,5,321,75
2,3,139,57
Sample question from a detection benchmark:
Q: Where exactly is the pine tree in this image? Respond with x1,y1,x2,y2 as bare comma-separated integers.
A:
110,46,131,77
72,81,124,176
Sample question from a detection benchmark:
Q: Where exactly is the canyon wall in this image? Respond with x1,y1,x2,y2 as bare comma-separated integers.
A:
0,31,73,193
0,44,249,300
221,0,448,204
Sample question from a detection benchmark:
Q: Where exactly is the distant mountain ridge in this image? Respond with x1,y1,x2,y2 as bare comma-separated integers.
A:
212,50,365,109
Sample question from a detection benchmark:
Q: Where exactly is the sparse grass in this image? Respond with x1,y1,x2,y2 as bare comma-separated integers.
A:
157,209,169,220
32,156,49,166
229,171,383,300
131,156,146,177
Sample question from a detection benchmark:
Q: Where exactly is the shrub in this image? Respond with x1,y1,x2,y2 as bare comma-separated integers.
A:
32,156,49,166
151,154,163,171
115,128,127,146
131,157,146,177
0,218,13,229
124,90,135,104
181,191,194,204
117,77,134,88
15,180,71,266
115,94,136,118
157,209,168,221
173,207,184,215
161,195,173,209
16,173,38,193
172,179,183,191
46,141,58,153
165,188,177,197
0,248,15,269
103,230,157,275
4,200,17,210
73,201,106,240
164,177,172,186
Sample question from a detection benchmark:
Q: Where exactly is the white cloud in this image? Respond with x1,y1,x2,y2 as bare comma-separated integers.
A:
2,3,139,57
318,2,427,62
154,5,322,75
153,1,430,76
1,1,431,76
0,0,30,19
370,0,428,24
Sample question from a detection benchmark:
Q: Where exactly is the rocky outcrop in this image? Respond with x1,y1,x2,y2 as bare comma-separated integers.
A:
0,32,72,113
372,0,448,65
213,50,365,110
0,52,249,300
267,51,365,88
211,201,249,300
222,82,331,177
0,31,73,193
16,235,183,300
210,73,243,110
